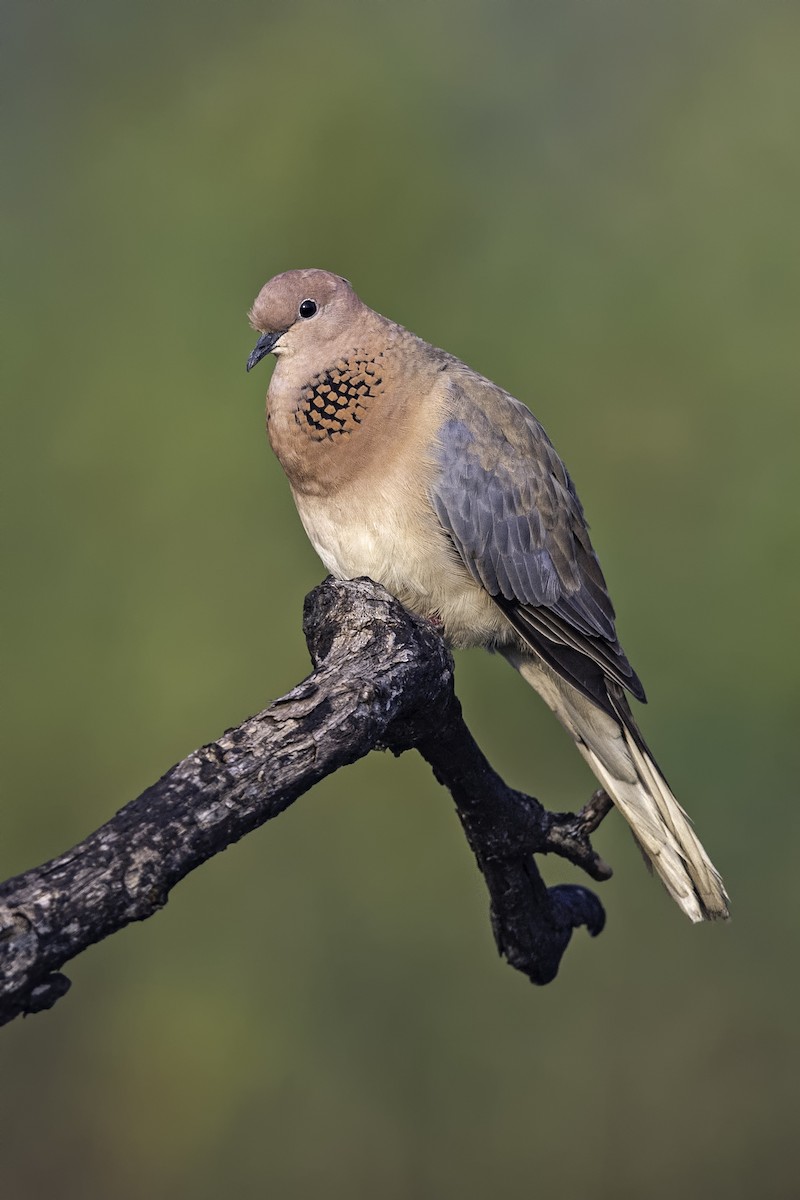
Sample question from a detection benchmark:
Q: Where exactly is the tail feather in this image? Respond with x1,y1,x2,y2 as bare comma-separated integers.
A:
506,650,730,922
581,736,728,922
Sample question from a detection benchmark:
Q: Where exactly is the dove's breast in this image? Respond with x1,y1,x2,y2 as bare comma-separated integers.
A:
291,430,511,652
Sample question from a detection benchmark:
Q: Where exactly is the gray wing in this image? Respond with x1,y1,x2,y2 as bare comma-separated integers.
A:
430,379,645,706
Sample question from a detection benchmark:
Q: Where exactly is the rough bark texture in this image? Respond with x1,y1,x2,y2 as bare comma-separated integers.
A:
0,577,613,1028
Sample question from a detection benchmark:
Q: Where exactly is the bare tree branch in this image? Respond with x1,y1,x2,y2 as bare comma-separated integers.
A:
0,577,612,1028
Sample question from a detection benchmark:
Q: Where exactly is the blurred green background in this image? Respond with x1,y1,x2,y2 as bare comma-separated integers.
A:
2,1,799,1196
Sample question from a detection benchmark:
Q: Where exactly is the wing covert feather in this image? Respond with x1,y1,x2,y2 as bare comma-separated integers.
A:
431,379,645,702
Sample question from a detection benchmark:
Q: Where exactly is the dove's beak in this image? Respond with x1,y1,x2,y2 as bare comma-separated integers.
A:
246,331,282,372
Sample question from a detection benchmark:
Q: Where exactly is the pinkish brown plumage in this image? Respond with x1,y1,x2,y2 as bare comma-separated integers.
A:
247,269,729,921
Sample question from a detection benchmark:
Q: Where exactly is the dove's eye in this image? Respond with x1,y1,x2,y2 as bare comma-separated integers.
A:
299,299,318,319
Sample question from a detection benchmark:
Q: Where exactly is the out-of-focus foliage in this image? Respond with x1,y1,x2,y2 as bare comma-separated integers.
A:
2,2,798,1197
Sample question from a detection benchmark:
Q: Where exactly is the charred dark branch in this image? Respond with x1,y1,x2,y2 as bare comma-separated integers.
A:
0,577,613,1028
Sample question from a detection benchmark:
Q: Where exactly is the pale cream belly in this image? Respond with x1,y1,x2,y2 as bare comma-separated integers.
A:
292,483,512,650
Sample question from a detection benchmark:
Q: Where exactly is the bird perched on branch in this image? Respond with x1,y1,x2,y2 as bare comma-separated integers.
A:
246,268,728,922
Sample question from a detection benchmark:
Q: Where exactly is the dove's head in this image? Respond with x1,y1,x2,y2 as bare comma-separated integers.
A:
247,269,363,370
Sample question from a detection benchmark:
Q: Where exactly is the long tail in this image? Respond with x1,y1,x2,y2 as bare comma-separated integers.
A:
505,650,729,922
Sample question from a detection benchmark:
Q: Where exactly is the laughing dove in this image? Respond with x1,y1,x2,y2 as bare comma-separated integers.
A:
247,268,729,922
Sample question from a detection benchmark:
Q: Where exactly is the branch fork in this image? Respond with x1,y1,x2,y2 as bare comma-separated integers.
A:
0,577,613,1028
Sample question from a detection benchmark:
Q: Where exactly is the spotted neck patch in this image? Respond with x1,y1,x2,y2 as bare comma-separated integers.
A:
296,353,385,441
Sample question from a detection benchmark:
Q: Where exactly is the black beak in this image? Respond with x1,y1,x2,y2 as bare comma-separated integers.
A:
246,331,282,372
